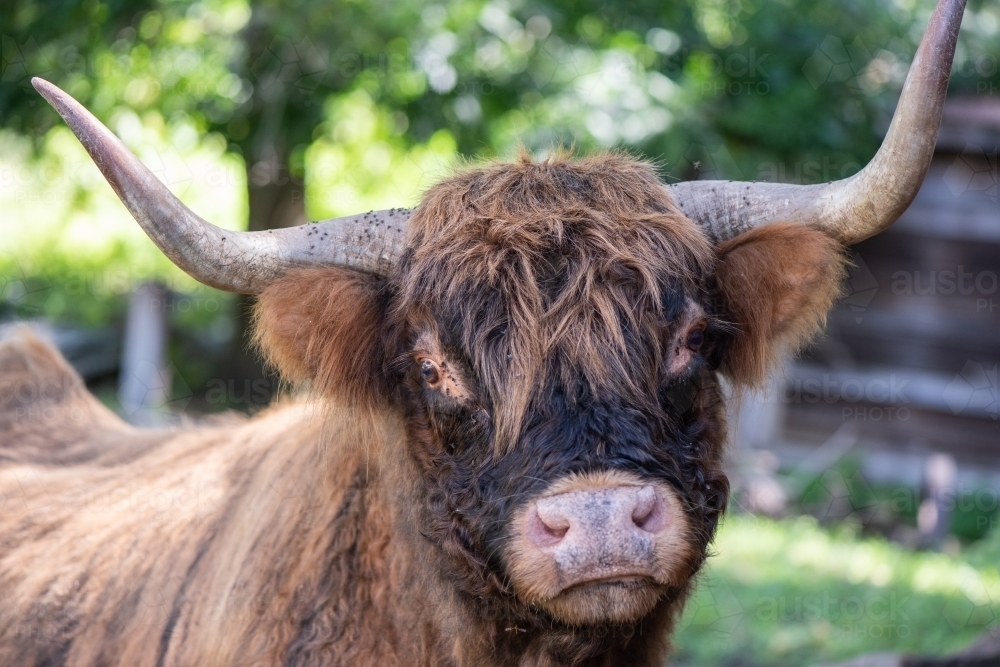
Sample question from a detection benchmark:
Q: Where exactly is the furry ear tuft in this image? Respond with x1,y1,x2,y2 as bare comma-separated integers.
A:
714,224,847,386
253,267,391,408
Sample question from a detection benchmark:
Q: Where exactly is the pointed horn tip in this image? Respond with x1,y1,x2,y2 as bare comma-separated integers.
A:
31,77,56,97
31,78,69,111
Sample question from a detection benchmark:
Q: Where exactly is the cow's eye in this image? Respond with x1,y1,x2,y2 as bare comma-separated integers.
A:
420,359,441,385
686,327,705,353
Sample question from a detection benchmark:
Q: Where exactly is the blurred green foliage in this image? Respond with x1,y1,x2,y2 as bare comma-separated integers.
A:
675,514,1000,665
791,456,1000,544
3,0,998,325
3,0,999,192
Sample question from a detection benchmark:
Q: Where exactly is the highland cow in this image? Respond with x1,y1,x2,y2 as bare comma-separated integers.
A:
0,0,967,665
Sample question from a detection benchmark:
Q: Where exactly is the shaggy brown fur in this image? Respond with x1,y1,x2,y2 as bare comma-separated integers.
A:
714,224,846,385
0,331,420,667
0,153,847,667
399,153,715,453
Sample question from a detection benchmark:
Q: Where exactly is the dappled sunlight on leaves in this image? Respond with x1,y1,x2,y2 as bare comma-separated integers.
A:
306,90,457,216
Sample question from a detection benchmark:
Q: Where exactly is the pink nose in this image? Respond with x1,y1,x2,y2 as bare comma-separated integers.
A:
524,485,670,584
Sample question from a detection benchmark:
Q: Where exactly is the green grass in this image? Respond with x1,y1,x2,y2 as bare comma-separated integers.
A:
673,514,1000,666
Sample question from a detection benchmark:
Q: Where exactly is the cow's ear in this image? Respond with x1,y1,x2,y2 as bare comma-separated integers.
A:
713,223,847,386
253,267,391,407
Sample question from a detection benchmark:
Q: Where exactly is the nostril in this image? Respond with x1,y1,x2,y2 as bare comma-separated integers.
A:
542,521,569,540
527,504,570,547
631,486,667,533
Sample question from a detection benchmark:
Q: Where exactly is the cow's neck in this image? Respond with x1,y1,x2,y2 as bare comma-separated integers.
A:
370,432,680,667
178,404,680,667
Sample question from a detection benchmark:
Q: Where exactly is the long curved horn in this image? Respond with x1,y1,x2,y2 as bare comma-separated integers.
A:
32,78,408,294
668,0,967,245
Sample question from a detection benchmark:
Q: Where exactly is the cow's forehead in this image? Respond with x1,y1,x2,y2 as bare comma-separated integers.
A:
395,154,716,449
398,153,715,321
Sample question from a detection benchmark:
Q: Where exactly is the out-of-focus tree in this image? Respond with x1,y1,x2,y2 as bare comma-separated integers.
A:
2,0,997,381
5,0,998,221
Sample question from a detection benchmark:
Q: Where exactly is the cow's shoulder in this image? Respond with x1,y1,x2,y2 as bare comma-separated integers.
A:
0,328,129,463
